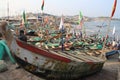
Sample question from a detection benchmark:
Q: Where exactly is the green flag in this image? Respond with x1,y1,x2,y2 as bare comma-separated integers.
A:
22,11,28,27
79,11,83,25
23,11,26,23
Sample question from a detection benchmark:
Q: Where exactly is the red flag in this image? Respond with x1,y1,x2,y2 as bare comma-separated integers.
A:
41,0,44,11
111,0,117,18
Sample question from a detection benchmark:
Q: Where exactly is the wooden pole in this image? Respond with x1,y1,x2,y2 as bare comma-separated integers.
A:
7,0,9,23
102,18,111,50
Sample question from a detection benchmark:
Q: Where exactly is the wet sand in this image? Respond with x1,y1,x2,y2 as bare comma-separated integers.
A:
0,54,120,80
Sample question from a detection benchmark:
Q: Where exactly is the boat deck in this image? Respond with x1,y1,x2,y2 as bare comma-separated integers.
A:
48,49,105,63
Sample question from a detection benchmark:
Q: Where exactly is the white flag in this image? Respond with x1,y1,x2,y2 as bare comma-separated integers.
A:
59,16,64,30
112,26,116,35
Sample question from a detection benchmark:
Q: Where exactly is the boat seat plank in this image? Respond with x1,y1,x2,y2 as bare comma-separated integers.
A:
64,51,104,62
63,51,95,62
49,50,83,62
75,51,104,62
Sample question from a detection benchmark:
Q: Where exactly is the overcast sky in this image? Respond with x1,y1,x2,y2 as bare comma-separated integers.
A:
0,0,119,18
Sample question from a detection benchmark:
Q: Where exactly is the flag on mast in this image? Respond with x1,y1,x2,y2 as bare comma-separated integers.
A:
77,11,84,29
41,0,44,11
59,15,64,51
110,0,117,19
112,26,116,35
79,11,84,27
59,15,64,30
23,11,26,23
21,11,27,27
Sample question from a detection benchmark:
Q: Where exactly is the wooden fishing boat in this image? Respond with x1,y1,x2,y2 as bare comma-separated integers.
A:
5,15,109,79
106,50,118,57
10,35,106,80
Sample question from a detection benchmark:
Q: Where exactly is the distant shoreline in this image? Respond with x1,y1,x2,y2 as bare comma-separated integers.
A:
0,12,120,20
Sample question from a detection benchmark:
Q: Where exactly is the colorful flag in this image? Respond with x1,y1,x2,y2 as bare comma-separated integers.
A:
41,0,44,11
20,11,26,27
112,26,116,35
22,11,28,27
59,15,64,51
79,11,83,22
59,16,64,30
110,0,117,18
79,11,84,28
23,11,26,23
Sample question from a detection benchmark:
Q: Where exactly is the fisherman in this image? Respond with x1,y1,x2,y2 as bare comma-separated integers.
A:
18,30,27,42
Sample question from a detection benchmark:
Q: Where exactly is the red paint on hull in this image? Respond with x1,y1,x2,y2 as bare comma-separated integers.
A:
16,39,71,63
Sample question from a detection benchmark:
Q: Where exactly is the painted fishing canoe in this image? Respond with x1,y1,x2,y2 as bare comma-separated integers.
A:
10,36,106,80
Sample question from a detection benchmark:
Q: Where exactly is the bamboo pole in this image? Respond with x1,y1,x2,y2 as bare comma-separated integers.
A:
102,18,111,51
7,0,9,23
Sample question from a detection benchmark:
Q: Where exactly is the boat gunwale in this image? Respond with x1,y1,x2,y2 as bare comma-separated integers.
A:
15,37,71,63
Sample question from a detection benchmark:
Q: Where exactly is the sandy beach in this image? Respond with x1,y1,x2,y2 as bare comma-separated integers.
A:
83,54,120,80
0,54,120,80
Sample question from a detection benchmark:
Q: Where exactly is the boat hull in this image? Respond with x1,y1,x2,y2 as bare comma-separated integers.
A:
14,54,104,80
10,37,105,80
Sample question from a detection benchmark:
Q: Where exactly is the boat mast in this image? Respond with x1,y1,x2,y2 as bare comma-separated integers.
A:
59,15,64,51
102,0,117,51
7,0,9,23
102,18,111,50
41,0,44,27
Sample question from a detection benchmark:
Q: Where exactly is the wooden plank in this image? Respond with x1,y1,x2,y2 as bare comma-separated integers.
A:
49,50,83,62
77,54,104,62
56,51,83,62
75,50,104,62
64,51,94,62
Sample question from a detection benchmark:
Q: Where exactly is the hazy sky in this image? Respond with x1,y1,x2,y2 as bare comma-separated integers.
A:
0,0,120,18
